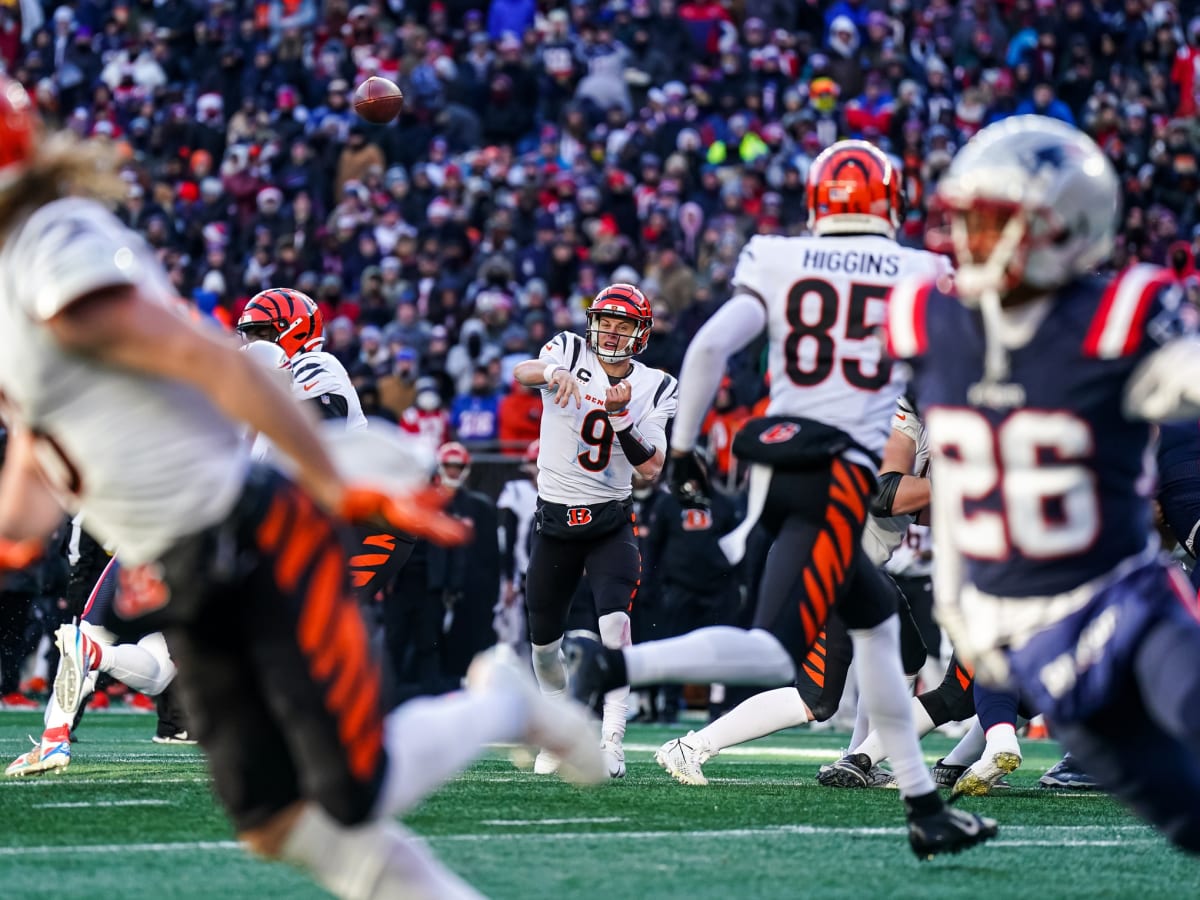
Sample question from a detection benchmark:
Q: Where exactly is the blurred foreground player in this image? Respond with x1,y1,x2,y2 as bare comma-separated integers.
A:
891,115,1200,852
0,78,602,899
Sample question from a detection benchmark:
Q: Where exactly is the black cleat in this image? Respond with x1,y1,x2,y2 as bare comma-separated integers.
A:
817,753,873,788
562,635,626,709
1039,754,1100,790
932,757,968,789
907,804,998,860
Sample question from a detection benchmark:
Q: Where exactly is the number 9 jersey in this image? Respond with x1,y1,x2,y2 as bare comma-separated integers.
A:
733,233,950,458
535,331,677,504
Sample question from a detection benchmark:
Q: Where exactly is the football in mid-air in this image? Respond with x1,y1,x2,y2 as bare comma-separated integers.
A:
353,76,404,124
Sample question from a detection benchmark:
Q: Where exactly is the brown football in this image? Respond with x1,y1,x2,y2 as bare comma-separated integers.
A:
353,76,404,124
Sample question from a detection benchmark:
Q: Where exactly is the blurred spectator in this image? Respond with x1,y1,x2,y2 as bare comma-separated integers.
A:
450,364,501,445
497,378,542,454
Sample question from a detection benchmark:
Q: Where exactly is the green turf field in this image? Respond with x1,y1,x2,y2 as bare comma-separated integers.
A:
2,710,1198,899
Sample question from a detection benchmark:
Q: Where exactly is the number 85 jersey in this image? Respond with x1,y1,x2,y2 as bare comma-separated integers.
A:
735,233,950,458
535,331,677,504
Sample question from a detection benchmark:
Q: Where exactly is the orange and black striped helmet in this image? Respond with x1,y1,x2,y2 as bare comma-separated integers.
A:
586,282,653,363
236,287,324,358
806,140,903,239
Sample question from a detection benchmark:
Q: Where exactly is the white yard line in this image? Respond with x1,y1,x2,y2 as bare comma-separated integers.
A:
480,817,626,826
33,799,172,808
0,824,1154,857
0,777,208,787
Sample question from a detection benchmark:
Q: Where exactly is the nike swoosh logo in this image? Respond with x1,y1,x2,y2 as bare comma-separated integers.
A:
303,383,318,392
896,414,906,420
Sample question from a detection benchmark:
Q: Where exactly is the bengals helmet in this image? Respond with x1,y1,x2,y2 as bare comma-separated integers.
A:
0,77,36,185
236,287,324,358
436,441,472,489
586,283,653,363
807,140,903,239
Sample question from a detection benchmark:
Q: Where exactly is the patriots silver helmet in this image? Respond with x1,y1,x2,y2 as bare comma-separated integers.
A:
931,115,1119,302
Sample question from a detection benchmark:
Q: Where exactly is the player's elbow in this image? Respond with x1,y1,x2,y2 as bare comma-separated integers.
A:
513,359,547,386
636,449,665,481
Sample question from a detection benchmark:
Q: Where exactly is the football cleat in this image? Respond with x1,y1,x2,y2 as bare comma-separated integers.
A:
1039,754,1099,790
1,692,38,709
952,748,1022,798
562,635,625,710
816,752,873,788
932,757,968,789
602,733,626,779
532,750,561,775
5,730,70,777
54,624,100,717
907,803,999,860
152,731,198,745
867,765,898,789
466,645,605,786
655,732,716,786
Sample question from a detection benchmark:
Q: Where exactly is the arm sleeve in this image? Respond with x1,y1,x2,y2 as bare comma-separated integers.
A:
305,393,349,421
671,294,767,452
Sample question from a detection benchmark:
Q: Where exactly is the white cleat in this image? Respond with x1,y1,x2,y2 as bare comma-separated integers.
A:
602,733,625,779
5,735,71,777
654,731,716,786
952,748,1022,798
54,624,96,717
467,646,605,786
532,750,561,775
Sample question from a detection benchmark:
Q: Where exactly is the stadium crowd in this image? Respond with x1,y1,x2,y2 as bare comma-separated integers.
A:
4,0,1200,711
4,0,1200,451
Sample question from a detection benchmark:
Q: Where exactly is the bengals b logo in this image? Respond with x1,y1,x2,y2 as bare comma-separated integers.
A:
760,423,801,444
681,508,712,531
567,507,593,526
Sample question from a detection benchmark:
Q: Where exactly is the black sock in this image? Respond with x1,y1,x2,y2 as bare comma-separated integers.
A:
602,646,628,690
904,790,944,818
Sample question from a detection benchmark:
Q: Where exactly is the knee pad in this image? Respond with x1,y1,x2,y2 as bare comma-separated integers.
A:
598,611,630,650
531,639,566,694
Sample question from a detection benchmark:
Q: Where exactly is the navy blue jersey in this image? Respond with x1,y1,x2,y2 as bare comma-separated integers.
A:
1157,421,1200,556
889,264,1179,598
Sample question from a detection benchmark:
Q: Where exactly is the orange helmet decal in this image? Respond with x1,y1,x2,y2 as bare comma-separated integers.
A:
806,140,903,238
237,287,324,358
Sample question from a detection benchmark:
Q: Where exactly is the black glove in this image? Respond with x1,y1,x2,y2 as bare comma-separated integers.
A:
669,451,712,509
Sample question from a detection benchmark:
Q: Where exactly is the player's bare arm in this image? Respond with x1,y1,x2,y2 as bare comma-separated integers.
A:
872,429,929,517
45,285,346,513
514,358,582,409
0,423,68,555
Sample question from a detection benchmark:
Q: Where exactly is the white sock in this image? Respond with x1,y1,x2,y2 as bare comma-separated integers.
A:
624,627,794,687
531,638,566,695
598,612,630,742
848,616,936,797
280,804,482,900
373,688,526,817
984,722,1021,758
101,633,176,696
854,696,936,765
848,674,871,749
942,718,986,767
696,687,810,752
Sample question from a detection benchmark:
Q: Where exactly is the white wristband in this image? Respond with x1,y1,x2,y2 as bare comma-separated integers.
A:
543,363,565,384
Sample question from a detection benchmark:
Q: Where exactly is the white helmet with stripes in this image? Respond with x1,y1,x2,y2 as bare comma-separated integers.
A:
932,115,1119,302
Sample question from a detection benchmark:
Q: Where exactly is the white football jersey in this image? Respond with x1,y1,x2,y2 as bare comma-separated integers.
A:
0,198,248,565
497,476,537,576
289,349,368,430
536,332,678,504
732,233,950,457
862,394,931,568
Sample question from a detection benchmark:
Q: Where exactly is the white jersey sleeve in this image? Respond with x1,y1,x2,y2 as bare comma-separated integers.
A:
538,331,588,374
862,395,930,567
289,350,368,430
10,199,153,321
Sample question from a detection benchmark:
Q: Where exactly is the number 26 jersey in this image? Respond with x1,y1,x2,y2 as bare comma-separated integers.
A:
733,233,950,458
536,331,677,504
